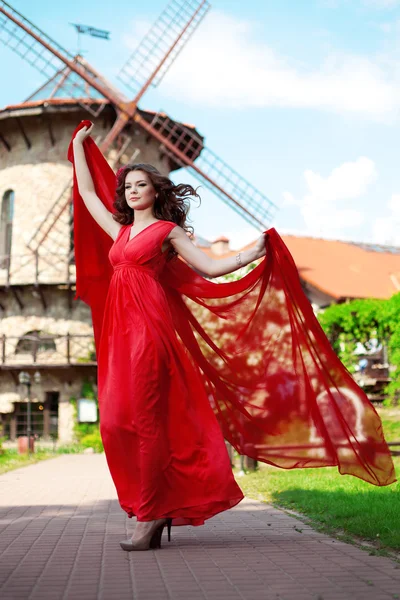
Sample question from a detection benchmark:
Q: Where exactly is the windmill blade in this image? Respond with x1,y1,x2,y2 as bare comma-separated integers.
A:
0,1,122,110
117,0,210,102
0,1,73,79
136,112,276,230
26,179,73,253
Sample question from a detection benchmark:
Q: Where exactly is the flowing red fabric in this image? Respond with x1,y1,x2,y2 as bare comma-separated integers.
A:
68,122,395,525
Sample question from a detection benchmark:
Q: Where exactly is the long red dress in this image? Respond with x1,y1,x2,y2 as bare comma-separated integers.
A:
98,221,243,524
68,122,395,527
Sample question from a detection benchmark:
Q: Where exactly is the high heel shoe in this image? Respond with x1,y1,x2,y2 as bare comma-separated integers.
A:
149,518,172,549
119,518,172,551
166,517,172,542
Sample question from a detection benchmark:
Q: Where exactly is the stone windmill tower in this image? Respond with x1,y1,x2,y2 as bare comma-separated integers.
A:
0,0,276,443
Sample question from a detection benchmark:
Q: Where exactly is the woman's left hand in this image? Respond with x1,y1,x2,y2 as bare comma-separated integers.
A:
254,232,268,258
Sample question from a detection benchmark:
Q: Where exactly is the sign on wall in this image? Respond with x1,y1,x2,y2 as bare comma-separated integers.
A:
77,398,98,423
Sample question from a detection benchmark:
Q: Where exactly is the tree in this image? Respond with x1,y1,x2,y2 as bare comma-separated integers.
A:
317,294,400,405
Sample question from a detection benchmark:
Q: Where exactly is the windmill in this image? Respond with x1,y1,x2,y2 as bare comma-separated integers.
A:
0,0,277,263
0,0,278,444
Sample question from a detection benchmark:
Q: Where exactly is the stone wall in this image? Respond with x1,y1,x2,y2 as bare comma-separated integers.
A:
0,283,94,441
0,284,93,366
0,285,90,320
0,162,72,284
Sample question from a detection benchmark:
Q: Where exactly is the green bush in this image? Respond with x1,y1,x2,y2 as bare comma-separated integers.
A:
79,431,104,453
318,293,400,405
74,422,99,441
81,380,96,399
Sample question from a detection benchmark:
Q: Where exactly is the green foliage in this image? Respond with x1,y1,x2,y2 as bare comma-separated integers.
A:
73,421,99,440
318,298,386,350
379,409,400,441
79,431,104,453
221,262,257,282
0,436,6,455
55,443,86,454
318,293,400,405
81,380,96,399
0,448,56,474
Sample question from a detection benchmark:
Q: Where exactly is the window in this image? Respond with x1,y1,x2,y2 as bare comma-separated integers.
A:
15,330,57,356
0,189,14,269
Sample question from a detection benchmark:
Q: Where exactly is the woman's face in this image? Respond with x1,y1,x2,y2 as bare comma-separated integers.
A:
124,170,157,211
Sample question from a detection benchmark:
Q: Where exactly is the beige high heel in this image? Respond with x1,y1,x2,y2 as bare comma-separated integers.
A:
119,518,172,551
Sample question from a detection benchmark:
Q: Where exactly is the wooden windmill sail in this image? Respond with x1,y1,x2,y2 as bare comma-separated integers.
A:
0,0,277,262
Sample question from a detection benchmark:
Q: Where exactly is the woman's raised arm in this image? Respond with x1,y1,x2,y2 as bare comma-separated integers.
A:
73,123,121,241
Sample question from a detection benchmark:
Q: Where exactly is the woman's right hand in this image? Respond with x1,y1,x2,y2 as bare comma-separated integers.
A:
73,122,94,144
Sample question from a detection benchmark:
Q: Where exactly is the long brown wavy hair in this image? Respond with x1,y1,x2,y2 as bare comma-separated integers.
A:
112,163,200,234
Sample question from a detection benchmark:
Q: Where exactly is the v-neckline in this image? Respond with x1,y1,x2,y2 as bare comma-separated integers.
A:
125,221,160,245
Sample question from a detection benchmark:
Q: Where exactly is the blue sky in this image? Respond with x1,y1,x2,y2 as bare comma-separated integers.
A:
1,0,400,248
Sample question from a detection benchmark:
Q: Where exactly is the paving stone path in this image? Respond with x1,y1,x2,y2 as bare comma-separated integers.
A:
0,454,399,600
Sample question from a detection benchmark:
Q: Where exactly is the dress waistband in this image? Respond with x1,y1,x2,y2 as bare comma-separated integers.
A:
113,263,159,280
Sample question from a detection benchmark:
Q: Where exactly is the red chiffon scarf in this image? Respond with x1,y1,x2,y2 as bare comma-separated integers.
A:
68,121,396,487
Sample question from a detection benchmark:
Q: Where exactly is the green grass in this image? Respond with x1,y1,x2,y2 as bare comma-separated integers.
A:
237,408,400,551
380,408,400,444
0,449,57,474
237,459,400,549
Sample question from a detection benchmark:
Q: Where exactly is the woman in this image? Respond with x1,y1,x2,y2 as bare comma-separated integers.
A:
70,121,395,552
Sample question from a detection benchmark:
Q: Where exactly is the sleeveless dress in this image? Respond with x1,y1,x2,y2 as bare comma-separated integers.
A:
97,221,244,525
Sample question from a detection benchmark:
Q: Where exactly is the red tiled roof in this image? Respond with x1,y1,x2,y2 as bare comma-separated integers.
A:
3,98,108,111
199,246,237,259
0,100,197,131
280,235,400,300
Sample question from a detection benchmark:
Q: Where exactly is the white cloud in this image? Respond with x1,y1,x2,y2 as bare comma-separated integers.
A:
373,193,400,244
133,11,400,120
388,193,400,214
304,157,377,202
282,191,297,206
286,157,377,237
302,205,364,235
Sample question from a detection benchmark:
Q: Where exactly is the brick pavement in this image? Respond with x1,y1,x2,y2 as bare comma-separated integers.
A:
0,454,399,600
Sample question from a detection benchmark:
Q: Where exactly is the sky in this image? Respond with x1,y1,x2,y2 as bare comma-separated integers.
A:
1,0,400,249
